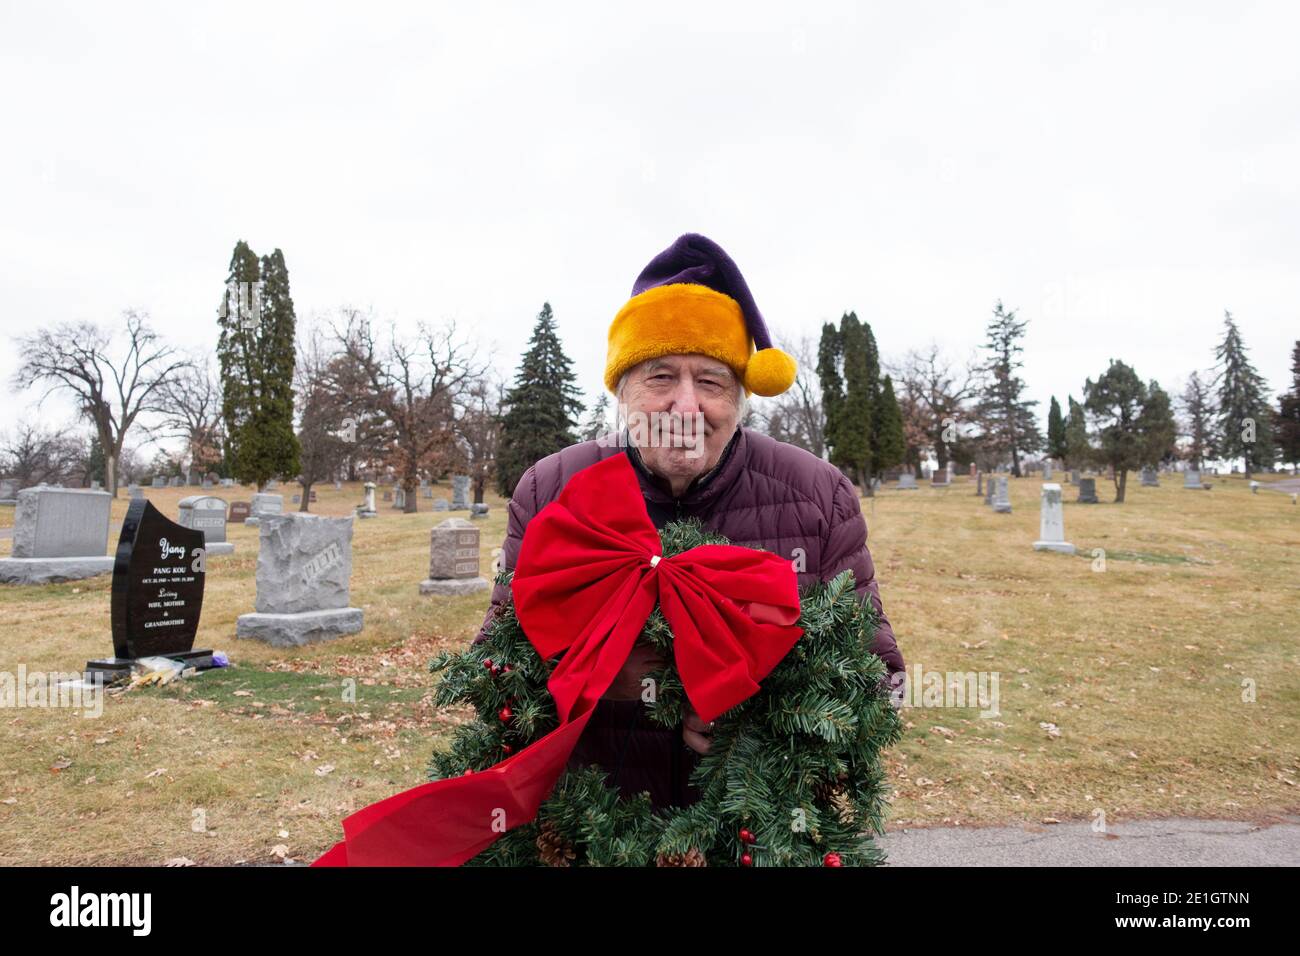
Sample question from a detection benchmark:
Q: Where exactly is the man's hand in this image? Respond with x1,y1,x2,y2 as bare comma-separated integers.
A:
601,641,666,701
682,703,714,755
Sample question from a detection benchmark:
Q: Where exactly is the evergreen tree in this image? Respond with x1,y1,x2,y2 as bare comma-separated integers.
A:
495,303,585,497
817,321,845,467
1064,395,1091,470
85,435,106,486
837,313,873,491
976,301,1041,476
1179,370,1217,468
873,375,906,475
1083,360,1175,503
1213,311,1273,478
1046,396,1067,463
1274,341,1300,468
216,241,301,490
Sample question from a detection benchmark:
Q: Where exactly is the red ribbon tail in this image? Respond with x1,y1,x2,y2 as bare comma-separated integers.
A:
311,840,350,867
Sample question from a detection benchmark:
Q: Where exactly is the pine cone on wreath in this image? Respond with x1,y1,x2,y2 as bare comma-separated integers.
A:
537,820,576,867
656,847,708,867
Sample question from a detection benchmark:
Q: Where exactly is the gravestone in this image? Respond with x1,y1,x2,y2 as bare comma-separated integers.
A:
265,480,278,490
434,498,450,512
1043,463,1053,481
222,478,234,487
1,478,19,503
0,488,115,584
235,513,364,646
985,475,996,506
246,493,283,526
1141,468,1159,487
358,482,378,519
1184,470,1209,490
188,472,201,486
470,503,489,519
292,494,300,504
90,480,102,491
1077,477,1099,504
1250,480,1259,494
423,485,433,499
897,473,918,490
419,518,490,595
382,489,393,502
178,495,234,555
975,472,984,496
85,499,212,680
969,463,977,478
334,480,342,491
393,487,406,510
152,476,165,489
228,501,251,523
1032,483,1075,554
451,475,471,510
993,476,1012,513
1070,470,1080,486
201,480,213,491
170,476,182,487
930,469,950,487
129,484,143,500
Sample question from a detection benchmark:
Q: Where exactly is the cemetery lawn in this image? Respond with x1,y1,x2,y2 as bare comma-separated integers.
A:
1,475,1297,864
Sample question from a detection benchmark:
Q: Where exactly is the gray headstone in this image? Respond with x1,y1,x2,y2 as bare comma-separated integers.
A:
251,513,354,613
170,476,182,487
265,479,278,490
129,484,143,499
1042,463,1053,481
993,476,1012,513
292,494,301,504
897,473,918,490
178,495,229,544
976,472,984,496
1033,483,1074,554
382,489,393,502
334,480,342,490
451,475,471,509
10,487,112,558
1,478,19,499
434,498,449,512
393,487,406,509
470,502,489,518
985,475,996,506
1077,477,1099,504
222,478,234,487
1184,469,1206,489
1070,470,1080,486
423,486,433,499
247,493,283,525
152,476,165,488
358,482,377,518
420,518,489,595
1141,467,1159,487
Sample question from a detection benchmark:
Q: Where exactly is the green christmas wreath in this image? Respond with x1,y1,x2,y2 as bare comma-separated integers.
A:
427,518,903,867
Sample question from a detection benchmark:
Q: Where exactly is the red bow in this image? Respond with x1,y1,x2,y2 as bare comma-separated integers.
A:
313,453,802,866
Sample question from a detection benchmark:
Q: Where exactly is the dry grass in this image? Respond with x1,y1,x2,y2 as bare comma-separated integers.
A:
0,473,1296,864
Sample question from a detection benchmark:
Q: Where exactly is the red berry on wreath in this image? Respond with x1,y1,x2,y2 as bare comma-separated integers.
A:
823,852,842,867
498,706,513,722
739,828,755,844
741,853,753,867
483,659,494,670
502,744,513,754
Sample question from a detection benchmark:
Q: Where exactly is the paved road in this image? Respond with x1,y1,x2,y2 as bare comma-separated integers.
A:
879,816,1300,866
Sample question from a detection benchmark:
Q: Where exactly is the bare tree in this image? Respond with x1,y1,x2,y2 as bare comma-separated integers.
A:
456,374,505,505
149,355,225,476
0,423,85,487
294,324,353,511
751,333,825,458
12,311,190,496
333,309,483,513
888,344,980,471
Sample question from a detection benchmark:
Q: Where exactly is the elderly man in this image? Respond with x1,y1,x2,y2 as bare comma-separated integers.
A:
474,232,903,812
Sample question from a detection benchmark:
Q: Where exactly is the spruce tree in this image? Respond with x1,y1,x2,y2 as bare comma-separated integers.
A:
874,375,906,476
817,321,845,464
495,303,584,497
216,241,301,490
1179,371,1217,468
582,392,612,442
1213,311,1273,477
1046,396,1067,463
1274,341,1300,468
837,312,873,491
977,301,1041,476
1065,395,1091,470
1083,360,1176,503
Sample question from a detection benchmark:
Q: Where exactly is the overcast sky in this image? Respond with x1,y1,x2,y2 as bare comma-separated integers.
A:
2,1,1296,446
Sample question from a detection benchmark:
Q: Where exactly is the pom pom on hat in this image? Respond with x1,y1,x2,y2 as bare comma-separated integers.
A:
744,346,798,397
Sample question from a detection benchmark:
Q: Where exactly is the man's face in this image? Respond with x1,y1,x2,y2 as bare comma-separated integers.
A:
620,353,742,492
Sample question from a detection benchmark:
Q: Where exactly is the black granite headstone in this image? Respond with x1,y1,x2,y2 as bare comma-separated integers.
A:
86,499,212,679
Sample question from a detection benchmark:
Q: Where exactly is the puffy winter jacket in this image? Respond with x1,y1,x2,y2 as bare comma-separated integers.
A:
472,425,903,811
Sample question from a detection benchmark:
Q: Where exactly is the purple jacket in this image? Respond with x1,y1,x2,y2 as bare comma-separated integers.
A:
472,425,903,811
